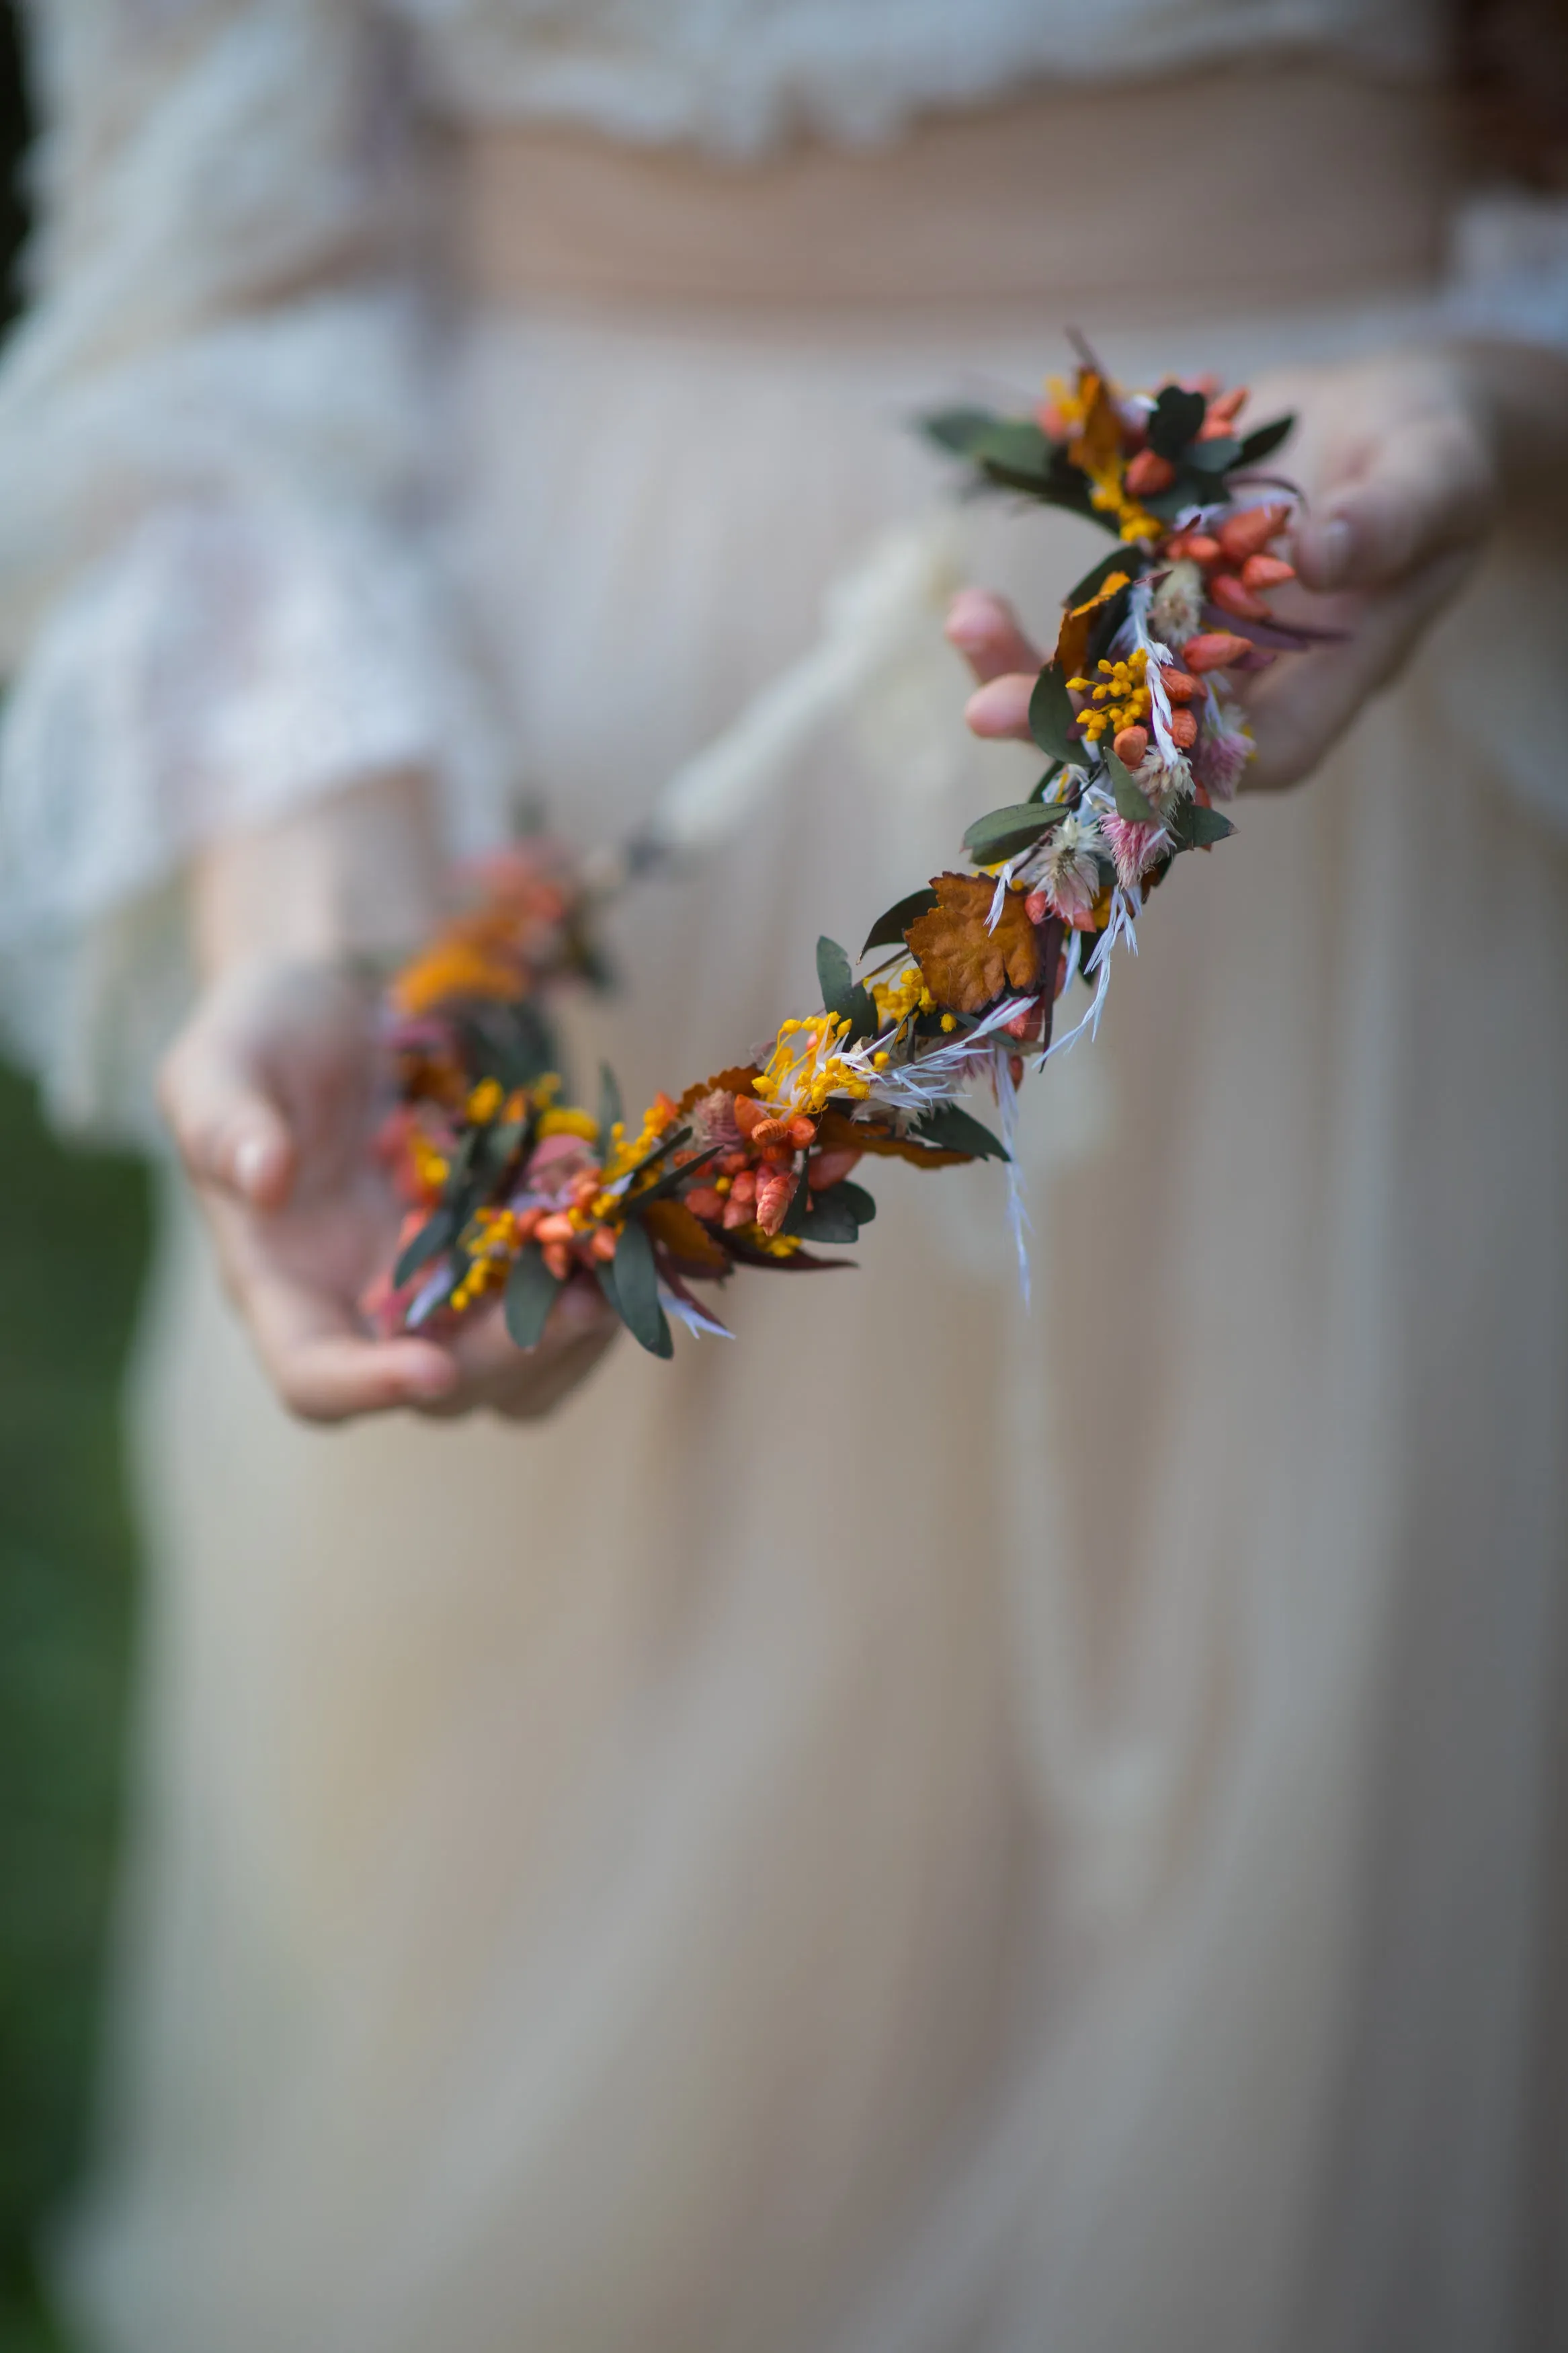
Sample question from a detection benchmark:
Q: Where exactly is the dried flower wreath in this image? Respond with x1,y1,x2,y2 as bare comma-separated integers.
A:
364,353,1329,1359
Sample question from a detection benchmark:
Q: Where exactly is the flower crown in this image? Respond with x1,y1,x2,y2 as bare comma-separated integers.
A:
364,355,1323,1359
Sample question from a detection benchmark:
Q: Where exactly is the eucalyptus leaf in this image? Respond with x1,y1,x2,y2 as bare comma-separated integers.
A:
393,1205,458,1290
1170,799,1235,849
1147,385,1207,461
597,1062,622,1144
862,887,939,955
1238,413,1295,465
835,1179,877,1225
1065,546,1142,608
969,419,1054,479
504,1244,563,1351
962,803,1064,864
1106,750,1157,825
920,405,1001,455
912,1103,1009,1162
1185,436,1241,475
612,1215,674,1357
816,935,879,1041
1028,664,1078,763
794,1189,860,1245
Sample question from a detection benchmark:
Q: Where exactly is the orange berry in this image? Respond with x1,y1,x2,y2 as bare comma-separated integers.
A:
542,1240,572,1281
1182,631,1252,674
1208,572,1270,622
1112,724,1149,767
1240,553,1295,590
1182,534,1222,567
787,1116,817,1148
534,1210,575,1244
1124,448,1175,496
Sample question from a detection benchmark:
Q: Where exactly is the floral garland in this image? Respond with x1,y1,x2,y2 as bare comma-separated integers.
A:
364,356,1327,1359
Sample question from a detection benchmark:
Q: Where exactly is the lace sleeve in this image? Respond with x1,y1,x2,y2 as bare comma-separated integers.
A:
0,0,507,1134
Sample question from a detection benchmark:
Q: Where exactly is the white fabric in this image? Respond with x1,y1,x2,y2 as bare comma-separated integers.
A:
57,289,1568,2353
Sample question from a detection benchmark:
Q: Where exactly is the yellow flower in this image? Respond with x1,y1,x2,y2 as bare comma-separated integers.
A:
755,1016,872,1115
536,1105,599,1143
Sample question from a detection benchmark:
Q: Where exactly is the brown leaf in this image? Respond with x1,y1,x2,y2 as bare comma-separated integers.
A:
642,1197,731,1275
905,873,1042,1015
815,1109,971,1170
676,1065,761,1117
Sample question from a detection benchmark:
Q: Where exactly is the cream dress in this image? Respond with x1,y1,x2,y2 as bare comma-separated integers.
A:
0,6,1566,2351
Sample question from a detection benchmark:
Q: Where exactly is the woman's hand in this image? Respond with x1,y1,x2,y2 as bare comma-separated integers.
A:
951,346,1544,791
160,959,618,1425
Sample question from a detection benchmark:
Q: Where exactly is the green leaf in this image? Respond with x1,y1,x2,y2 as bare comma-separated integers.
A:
1185,436,1241,475
961,803,1050,863
862,888,939,955
794,1189,861,1245
911,1102,1009,1162
1169,799,1236,849
611,1215,673,1357
816,936,878,1042
1030,760,1065,803
504,1244,563,1351
597,1062,622,1144
1106,750,1157,824
1028,664,1078,763
834,1178,877,1225
1147,385,1208,461
920,405,1001,455
968,419,1054,479
393,1205,458,1290
1238,413,1295,465
1064,545,1144,608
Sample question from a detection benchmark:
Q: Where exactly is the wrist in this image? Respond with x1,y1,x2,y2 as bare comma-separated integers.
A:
193,769,446,984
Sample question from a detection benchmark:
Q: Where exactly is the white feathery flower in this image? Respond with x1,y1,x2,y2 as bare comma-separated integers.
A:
1149,559,1204,649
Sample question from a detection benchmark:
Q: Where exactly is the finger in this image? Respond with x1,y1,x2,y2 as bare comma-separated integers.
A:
946,590,1042,684
225,1241,459,1421
1293,408,1494,594
1241,547,1473,792
964,672,1038,741
159,1030,296,1209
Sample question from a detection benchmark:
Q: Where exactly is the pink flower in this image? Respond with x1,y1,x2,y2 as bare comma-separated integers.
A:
1194,706,1253,801
1100,812,1168,892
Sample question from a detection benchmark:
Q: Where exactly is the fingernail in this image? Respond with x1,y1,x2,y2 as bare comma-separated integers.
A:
1307,516,1352,590
233,1133,274,1197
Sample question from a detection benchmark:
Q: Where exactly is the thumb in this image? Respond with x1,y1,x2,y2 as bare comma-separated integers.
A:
158,1025,296,1207
1294,405,1495,594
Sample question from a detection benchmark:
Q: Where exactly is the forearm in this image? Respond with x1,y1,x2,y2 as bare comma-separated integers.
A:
192,768,446,984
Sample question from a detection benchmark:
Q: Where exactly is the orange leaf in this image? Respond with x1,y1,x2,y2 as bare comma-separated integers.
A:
1068,368,1123,483
641,1197,731,1275
905,873,1042,1016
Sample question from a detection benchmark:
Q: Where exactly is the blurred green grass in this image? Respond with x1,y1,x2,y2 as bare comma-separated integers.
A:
0,1059,151,2352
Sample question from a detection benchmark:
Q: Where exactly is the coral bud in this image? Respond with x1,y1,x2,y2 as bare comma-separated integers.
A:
808,1148,862,1191
1160,667,1200,703
684,1187,726,1222
512,1205,544,1242
786,1116,817,1149
732,1095,768,1138
1182,534,1222,567
1167,707,1198,750
1004,1002,1044,1042
589,1226,618,1261
729,1167,757,1203
1216,504,1287,565
1208,572,1270,622
534,1211,576,1244
542,1240,573,1282
755,1169,796,1235
721,1197,753,1230
1024,889,1050,926
1240,553,1295,590
751,1117,791,1147
1124,448,1175,496
1182,631,1252,674
1112,724,1149,767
